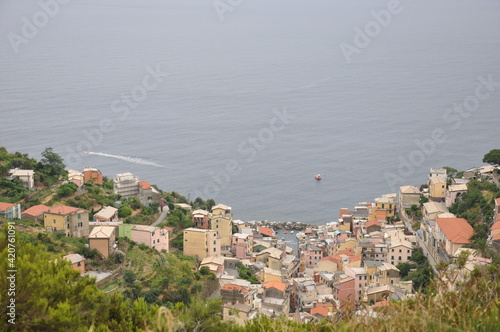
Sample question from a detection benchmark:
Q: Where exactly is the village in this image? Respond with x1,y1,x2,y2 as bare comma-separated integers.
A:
1,162,500,326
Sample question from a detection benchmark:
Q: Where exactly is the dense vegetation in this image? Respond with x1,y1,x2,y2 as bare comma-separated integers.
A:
450,179,500,257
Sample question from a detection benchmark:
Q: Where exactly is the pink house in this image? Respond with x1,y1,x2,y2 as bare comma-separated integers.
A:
131,225,169,251
303,244,324,269
232,233,253,259
344,267,368,302
63,253,86,276
332,272,355,309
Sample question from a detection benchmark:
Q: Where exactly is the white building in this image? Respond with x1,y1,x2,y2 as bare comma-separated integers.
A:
113,173,139,198
9,168,34,189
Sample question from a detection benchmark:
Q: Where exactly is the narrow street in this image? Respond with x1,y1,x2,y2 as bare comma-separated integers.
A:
399,211,439,274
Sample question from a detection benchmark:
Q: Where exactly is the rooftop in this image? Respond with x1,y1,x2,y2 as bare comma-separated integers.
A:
9,168,34,176
436,218,474,244
88,226,115,239
22,204,50,217
47,205,85,215
399,185,420,194
423,201,448,215
258,226,275,237
0,202,17,210
132,225,159,233
95,206,118,219
63,253,85,264
263,280,287,292
138,181,152,190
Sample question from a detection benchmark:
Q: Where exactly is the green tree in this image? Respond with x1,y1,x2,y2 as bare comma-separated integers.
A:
57,182,78,197
411,248,428,265
483,149,500,166
123,269,136,284
396,262,417,278
40,147,65,176
118,205,132,218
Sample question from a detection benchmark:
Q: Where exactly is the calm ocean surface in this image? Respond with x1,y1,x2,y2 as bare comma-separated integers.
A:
1,0,499,224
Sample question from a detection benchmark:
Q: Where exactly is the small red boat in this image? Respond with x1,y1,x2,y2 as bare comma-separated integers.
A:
315,174,322,180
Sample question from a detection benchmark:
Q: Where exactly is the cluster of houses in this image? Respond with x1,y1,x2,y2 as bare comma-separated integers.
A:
2,164,499,324
0,166,170,277
175,167,499,325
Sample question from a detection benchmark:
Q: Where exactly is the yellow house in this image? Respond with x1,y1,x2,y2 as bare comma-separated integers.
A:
255,247,283,270
211,204,233,247
88,226,116,258
183,228,221,260
374,194,397,220
44,205,89,238
429,175,446,202
261,267,282,283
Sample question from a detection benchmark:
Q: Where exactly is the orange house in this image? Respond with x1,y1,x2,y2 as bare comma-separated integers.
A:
83,167,103,185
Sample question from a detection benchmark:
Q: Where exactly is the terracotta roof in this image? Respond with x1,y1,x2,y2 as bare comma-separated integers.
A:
22,204,50,217
258,226,275,237
336,248,356,256
491,220,500,231
263,281,287,292
311,306,329,317
47,205,84,215
493,233,500,241
220,284,247,292
319,256,340,263
436,218,473,244
366,220,382,228
373,300,391,307
495,198,500,206
0,202,16,211
139,181,152,190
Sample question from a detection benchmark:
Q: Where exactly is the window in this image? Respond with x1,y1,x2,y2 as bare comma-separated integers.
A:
77,262,81,267
213,240,216,244
152,231,155,237
78,214,81,219
67,223,70,229
213,248,216,252
399,256,402,260
77,222,82,228
364,275,367,280
391,256,394,260
407,249,410,253
391,249,394,252
359,276,362,280
53,219,56,224
399,249,402,253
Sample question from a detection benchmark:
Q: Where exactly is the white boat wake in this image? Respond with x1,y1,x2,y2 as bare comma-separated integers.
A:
86,151,166,168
